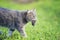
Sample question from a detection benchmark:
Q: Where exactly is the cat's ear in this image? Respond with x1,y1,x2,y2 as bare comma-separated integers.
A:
27,8,36,14
32,8,36,11
27,10,31,14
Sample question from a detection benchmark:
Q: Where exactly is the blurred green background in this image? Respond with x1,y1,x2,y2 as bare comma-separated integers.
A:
0,0,60,40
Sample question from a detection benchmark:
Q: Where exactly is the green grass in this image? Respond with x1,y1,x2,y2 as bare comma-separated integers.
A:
0,0,60,40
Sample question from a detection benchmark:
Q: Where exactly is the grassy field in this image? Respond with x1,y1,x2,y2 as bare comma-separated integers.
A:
0,0,60,40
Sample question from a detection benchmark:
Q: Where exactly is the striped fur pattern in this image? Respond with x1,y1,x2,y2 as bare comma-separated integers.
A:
0,7,36,38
